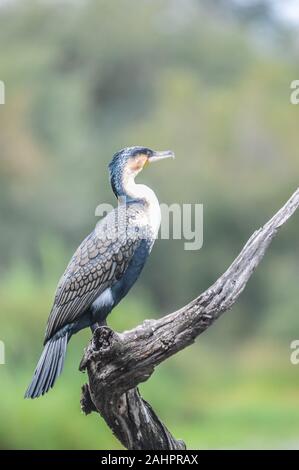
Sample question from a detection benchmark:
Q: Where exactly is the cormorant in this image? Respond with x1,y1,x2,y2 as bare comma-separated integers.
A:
25,146,174,399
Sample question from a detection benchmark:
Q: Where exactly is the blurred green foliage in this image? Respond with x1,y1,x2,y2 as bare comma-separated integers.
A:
0,0,298,449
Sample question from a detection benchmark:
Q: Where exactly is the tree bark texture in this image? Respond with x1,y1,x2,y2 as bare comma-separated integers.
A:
80,188,299,450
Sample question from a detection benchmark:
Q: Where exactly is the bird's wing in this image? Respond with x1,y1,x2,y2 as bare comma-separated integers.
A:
44,205,146,342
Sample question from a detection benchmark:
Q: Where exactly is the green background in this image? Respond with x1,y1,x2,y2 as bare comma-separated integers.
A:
0,0,299,449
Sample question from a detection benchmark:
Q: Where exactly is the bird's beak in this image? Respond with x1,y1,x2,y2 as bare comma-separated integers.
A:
148,150,175,164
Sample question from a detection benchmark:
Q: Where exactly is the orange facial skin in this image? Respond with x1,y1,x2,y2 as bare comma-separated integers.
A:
128,154,149,172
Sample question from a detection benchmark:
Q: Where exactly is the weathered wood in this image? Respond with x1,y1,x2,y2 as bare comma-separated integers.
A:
80,188,299,450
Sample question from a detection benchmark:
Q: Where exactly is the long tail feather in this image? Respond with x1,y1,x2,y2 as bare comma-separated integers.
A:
25,334,68,399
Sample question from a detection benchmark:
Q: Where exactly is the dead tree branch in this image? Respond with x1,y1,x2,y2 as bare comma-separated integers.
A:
80,188,299,450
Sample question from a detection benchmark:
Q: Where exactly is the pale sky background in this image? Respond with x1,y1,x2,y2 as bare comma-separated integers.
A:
0,0,299,25
233,0,299,25
273,0,299,24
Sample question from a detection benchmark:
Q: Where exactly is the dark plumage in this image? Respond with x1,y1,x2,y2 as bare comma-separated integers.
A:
25,146,174,399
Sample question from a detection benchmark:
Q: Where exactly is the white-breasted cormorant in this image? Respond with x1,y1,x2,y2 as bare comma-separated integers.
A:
25,146,174,398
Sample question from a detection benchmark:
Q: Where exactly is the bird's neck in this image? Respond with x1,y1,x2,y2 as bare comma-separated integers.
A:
112,171,152,203
124,177,154,202
114,174,161,236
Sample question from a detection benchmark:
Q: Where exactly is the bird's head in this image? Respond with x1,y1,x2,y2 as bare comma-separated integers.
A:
109,146,175,198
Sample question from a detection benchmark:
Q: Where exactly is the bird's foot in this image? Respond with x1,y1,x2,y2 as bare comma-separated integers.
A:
90,319,107,334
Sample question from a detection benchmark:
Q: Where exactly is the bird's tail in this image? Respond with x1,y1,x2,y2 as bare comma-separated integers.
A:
24,334,68,399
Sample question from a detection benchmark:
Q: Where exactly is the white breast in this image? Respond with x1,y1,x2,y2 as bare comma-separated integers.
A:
141,185,161,238
126,181,161,238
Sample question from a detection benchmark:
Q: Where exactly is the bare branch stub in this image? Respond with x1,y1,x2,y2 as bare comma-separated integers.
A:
80,188,299,450
80,327,186,450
